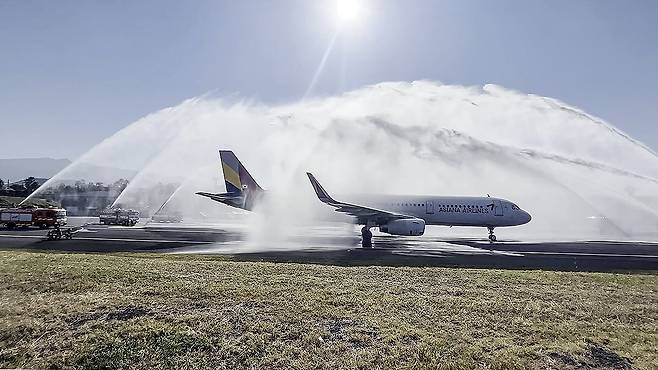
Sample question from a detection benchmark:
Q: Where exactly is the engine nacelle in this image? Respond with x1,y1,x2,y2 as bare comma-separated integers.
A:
379,218,425,236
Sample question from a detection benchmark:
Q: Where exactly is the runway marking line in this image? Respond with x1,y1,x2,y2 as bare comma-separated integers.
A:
513,251,658,258
0,234,44,239
0,234,211,244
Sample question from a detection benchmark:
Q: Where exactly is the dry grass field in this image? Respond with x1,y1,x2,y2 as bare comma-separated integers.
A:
0,250,656,369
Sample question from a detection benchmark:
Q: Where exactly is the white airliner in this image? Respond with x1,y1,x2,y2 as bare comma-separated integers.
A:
197,150,532,248
306,173,531,247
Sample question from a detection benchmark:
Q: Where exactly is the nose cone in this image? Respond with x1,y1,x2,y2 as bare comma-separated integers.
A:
520,211,532,225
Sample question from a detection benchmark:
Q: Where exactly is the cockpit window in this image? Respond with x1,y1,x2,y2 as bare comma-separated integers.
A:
511,204,520,210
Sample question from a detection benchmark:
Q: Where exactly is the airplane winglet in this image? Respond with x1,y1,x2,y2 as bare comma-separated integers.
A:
306,172,337,204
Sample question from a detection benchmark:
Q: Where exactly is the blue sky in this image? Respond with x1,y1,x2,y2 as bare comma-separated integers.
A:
1,0,656,158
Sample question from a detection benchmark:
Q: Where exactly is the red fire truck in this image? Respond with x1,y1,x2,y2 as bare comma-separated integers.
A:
0,207,67,229
99,208,139,226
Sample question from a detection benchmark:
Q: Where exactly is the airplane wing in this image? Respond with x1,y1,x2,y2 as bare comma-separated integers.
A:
306,172,415,226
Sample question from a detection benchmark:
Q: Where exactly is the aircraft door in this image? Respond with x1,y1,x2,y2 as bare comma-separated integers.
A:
425,200,434,214
493,199,503,216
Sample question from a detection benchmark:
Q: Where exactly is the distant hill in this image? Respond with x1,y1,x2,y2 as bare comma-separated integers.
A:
0,158,71,182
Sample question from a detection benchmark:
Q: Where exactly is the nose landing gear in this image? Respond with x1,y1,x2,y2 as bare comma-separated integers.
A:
361,226,373,248
488,227,497,242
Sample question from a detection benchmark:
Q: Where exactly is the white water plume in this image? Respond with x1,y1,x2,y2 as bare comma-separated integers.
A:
27,81,658,241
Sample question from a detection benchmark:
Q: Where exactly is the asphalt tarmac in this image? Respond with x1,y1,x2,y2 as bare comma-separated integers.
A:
1,218,657,272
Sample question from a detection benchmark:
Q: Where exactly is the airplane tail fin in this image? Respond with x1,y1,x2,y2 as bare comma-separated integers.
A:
219,150,264,210
220,150,263,194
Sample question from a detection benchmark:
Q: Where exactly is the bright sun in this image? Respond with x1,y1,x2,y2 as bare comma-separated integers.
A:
335,0,363,25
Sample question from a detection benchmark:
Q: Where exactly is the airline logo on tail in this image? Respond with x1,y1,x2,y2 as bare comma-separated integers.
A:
219,150,264,195
220,151,244,194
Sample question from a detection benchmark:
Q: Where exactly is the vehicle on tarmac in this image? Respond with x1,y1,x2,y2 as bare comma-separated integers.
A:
99,208,140,226
0,206,67,229
45,223,90,240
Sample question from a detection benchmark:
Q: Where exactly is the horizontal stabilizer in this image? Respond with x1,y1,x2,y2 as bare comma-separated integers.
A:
195,191,243,202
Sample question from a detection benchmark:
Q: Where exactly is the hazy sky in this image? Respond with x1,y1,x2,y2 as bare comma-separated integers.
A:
1,0,656,159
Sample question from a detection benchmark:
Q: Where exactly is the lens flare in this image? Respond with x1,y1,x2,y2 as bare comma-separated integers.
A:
335,0,362,24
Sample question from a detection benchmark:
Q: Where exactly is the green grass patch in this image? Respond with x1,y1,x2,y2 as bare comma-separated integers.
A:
0,196,24,207
0,251,656,369
0,196,58,208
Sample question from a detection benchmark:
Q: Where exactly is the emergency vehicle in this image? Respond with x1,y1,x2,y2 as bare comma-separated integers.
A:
99,208,140,226
0,206,67,229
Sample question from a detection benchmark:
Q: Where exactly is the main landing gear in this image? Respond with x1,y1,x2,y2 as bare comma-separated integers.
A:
487,227,497,243
361,226,373,248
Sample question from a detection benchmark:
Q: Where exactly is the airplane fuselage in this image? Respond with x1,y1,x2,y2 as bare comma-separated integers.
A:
348,195,531,228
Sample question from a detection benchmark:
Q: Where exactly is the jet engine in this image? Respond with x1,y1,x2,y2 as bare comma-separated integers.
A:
379,218,425,236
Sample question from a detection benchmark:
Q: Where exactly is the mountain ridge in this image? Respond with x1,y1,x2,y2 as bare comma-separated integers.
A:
0,158,71,181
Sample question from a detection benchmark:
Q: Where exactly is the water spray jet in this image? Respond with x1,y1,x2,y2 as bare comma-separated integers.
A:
25,81,658,241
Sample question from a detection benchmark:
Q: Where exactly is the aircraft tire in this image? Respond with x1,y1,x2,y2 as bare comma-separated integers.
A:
361,226,373,248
